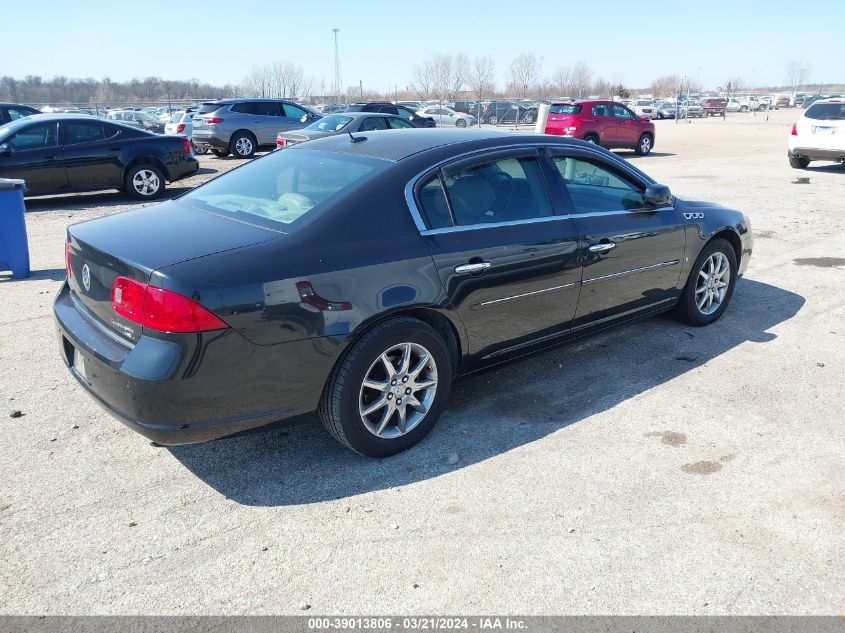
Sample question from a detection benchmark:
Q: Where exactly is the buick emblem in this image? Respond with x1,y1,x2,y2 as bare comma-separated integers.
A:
81,264,91,291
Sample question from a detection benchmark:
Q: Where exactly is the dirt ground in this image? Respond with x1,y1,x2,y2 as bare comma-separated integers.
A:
1,108,843,615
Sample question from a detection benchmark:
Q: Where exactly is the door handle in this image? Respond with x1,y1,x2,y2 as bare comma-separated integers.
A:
454,261,492,274
588,242,616,253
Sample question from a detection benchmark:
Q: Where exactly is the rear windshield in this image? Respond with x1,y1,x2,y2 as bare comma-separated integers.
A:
550,104,581,115
182,149,390,229
196,102,222,115
170,112,184,123
805,103,845,120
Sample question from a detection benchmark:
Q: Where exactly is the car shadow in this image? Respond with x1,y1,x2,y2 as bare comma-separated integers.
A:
170,278,803,506
23,186,196,211
799,163,845,173
0,268,65,283
620,151,676,159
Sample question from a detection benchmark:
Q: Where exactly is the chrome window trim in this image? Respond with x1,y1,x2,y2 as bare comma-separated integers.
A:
404,141,618,233
421,214,573,236
475,282,577,308
582,259,681,285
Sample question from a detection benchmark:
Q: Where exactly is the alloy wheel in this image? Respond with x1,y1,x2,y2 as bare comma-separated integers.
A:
695,252,731,315
235,137,254,157
640,136,652,153
132,169,160,197
358,342,438,439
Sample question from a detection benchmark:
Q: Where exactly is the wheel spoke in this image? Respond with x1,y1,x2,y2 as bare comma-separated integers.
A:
363,379,389,392
361,395,388,417
395,405,407,433
696,292,709,309
408,352,430,379
380,353,397,379
413,378,436,391
398,343,411,375
375,406,393,436
406,394,427,414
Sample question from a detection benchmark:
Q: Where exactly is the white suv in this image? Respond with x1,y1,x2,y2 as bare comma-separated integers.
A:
788,98,845,168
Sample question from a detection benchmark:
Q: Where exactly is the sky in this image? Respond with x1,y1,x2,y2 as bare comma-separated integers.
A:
1,0,842,92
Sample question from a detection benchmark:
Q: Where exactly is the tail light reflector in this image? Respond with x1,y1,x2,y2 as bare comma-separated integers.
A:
176,123,186,134
65,242,72,279
791,122,798,136
181,138,191,154
111,277,228,333
277,137,286,148
204,117,224,124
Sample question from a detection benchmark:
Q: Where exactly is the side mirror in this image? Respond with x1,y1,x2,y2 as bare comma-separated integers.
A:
0,143,12,157
644,183,672,207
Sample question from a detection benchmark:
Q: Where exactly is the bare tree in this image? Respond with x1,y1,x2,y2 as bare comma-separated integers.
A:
508,53,539,98
552,65,574,97
592,78,611,98
469,56,495,100
785,60,811,92
650,74,682,98
410,61,436,100
724,77,745,96
570,61,592,98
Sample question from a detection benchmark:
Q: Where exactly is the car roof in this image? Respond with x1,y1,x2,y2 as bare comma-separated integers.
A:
289,128,565,162
211,98,297,104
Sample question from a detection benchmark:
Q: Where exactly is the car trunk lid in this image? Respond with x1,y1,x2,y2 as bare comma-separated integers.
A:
66,200,281,343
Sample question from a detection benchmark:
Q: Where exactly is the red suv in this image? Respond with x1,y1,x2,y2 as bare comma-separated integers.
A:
544,100,655,155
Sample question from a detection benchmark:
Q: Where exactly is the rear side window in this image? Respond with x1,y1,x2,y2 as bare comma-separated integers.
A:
63,122,105,144
252,102,281,116
591,104,611,116
359,117,388,131
416,176,452,230
443,156,552,226
805,103,845,120
553,156,644,213
7,107,36,121
378,106,399,115
550,104,581,115
183,149,390,229
230,102,253,114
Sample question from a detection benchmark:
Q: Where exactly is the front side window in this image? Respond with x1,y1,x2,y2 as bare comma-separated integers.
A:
183,149,390,229
283,103,308,119
553,156,644,213
7,107,35,121
7,123,58,150
395,108,413,120
443,156,552,226
388,118,413,129
612,105,635,120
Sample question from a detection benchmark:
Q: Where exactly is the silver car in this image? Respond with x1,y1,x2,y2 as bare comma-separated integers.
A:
417,105,476,128
191,98,321,158
276,112,415,148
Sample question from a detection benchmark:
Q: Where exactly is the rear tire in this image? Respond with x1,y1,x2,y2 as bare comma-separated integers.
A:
230,132,256,159
318,318,453,457
788,153,810,169
211,149,230,157
456,118,467,128
583,133,600,145
191,142,207,155
674,238,738,326
124,163,165,200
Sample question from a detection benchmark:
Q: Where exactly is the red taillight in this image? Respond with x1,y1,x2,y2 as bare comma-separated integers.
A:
204,117,224,124
65,242,72,279
276,137,286,148
111,276,228,333
176,123,186,133
181,138,191,154
791,122,798,136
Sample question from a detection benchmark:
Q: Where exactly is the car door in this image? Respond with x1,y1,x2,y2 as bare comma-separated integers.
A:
280,102,314,135
414,148,583,361
358,117,389,132
547,149,686,330
61,121,124,189
421,108,441,125
247,101,283,144
587,103,617,143
0,121,67,194
611,104,640,145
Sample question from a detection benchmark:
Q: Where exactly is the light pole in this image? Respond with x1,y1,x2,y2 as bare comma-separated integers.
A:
332,28,341,104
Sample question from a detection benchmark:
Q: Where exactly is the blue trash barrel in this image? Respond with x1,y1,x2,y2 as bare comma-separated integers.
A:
0,178,30,279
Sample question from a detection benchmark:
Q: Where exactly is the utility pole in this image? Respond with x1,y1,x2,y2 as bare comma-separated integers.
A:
332,28,341,104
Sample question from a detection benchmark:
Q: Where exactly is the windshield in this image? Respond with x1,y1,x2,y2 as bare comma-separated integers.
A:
182,149,390,229
307,115,353,132
549,104,581,115
805,103,845,121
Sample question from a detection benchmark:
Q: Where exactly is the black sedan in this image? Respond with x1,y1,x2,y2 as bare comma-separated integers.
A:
276,112,415,147
0,114,199,199
55,129,753,457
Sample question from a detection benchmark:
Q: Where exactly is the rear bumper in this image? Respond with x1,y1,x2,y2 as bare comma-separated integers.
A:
788,145,845,161
167,157,199,182
53,282,340,445
191,130,230,151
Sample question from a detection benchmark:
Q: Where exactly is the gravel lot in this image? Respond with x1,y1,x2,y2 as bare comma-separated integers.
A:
1,109,843,615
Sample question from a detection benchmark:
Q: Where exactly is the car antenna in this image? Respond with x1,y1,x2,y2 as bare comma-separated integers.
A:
347,128,366,143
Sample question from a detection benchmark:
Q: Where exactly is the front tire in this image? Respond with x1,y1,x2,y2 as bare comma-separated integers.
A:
124,163,165,200
230,132,257,159
456,118,467,128
789,153,810,168
319,318,453,457
674,238,738,326
211,149,230,157
635,133,653,155
583,133,600,145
